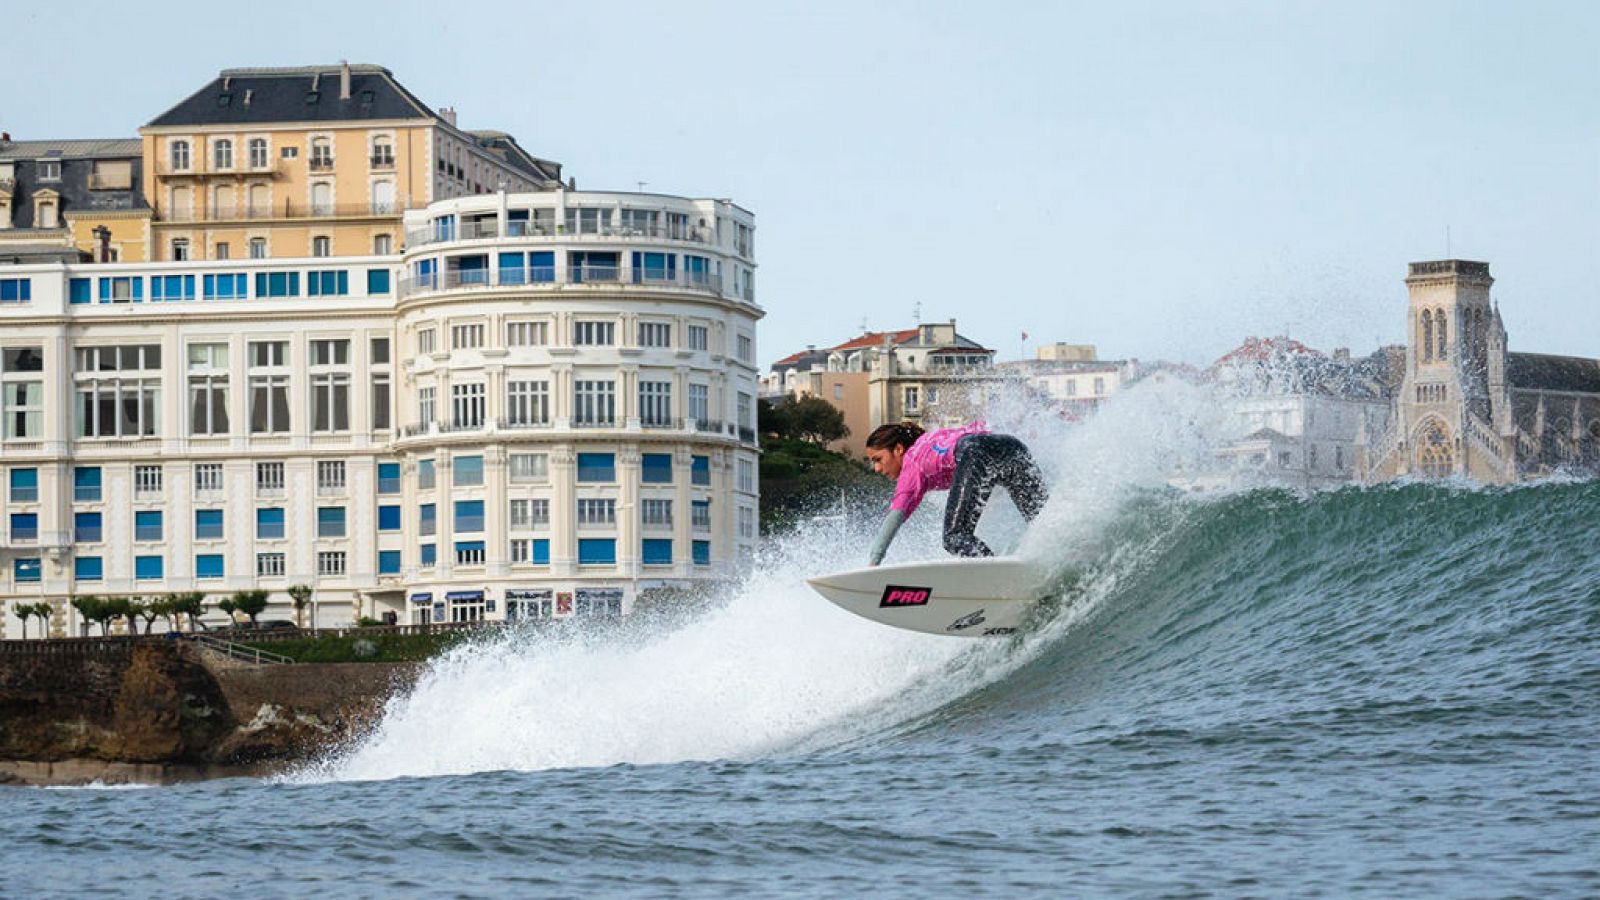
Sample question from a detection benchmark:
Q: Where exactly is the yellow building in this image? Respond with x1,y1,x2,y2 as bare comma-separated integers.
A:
0,139,152,263
139,63,561,262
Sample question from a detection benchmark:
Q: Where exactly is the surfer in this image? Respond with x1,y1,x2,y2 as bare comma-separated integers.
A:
864,421,1049,566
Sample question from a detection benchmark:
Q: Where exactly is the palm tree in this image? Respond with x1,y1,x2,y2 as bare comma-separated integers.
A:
287,584,313,631
12,601,32,640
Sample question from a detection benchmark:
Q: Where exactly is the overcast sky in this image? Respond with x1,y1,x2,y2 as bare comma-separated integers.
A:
8,1,1598,366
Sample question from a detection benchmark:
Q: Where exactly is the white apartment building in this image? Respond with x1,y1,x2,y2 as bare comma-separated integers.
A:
0,190,761,636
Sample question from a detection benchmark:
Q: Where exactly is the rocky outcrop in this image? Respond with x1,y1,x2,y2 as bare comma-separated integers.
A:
0,639,417,784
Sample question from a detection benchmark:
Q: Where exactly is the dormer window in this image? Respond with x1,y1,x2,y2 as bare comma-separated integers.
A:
37,160,61,182
305,91,320,104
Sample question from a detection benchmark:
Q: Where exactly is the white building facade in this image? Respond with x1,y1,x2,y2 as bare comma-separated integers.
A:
0,189,760,637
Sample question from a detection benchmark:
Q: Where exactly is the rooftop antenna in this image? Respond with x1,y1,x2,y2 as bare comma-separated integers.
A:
913,300,923,323
859,316,869,334
637,181,648,193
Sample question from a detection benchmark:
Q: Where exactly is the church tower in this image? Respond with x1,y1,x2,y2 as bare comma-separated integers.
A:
1398,260,1495,477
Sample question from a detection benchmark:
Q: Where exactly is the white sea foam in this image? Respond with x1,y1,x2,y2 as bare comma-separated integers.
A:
308,378,1235,783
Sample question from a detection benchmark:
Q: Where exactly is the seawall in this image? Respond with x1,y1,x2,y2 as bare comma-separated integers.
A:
0,637,418,785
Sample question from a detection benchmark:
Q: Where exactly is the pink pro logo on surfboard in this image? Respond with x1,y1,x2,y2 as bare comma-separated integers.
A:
879,585,932,608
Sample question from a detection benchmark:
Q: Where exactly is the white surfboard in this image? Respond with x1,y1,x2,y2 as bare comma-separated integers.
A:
807,557,1055,637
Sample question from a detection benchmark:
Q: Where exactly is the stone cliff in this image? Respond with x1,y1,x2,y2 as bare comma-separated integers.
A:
0,638,417,785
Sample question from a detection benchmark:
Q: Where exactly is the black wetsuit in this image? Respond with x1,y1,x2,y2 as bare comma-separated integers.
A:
942,433,1050,557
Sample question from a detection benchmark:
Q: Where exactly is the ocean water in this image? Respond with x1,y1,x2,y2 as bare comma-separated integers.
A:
5,387,1599,897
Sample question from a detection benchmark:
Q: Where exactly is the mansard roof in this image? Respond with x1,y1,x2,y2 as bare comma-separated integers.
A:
146,65,437,128
1506,352,1600,395
0,139,141,160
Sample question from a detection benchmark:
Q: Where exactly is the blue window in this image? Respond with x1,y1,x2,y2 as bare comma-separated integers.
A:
69,278,92,304
74,467,102,502
10,513,38,542
693,540,711,566
454,500,484,533
0,278,33,303
454,455,484,486
641,453,674,484
317,506,346,538
455,255,488,285
498,252,526,285
417,458,435,489
379,550,401,575
642,538,673,565
577,453,615,483
431,215,456,242
455,540,486,558
75,556,103,581
419,503,437,535
685,255,713,285
9,468,38,503
98,276,143,303
308,270,349,296
256,507,285,540
692,455,710,486
196,554,225,579
531,538,550,565
378,504,401,532
528,251,554,282
631,251,677,283
203,273,248,300
415,258,437,289
136,555,164,580
570,251,620,283
420,543,436,567
151,274,195,301
135,510,163,541
254,271,300,298
578,538,617,565
195,509,224,540
75,512,103,543
15,558,41,583
377,462,401,494
366,268,391,295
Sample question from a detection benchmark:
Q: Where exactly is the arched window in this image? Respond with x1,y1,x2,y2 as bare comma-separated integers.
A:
170,186,194,220
248,138,269,169
1417,422,1454,478
1421,309,1434,363
1436,308,1448,360
247,183,270,216
312,235,331,257
310,137,333,171
213,139,233,170
171,140,191,171
371,137,394,168
371,180,395,214
212,185,235,218
248,237,268,259
310,181,333,215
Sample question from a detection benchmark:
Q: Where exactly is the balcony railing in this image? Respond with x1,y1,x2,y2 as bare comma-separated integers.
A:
404,220,714,249
161,199,422,223
370,154,396,170
309,158,335,172
398,265,733,300
155,159,282,178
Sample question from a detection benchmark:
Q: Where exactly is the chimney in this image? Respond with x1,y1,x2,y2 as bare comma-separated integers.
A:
1334,347,1351,362
439,106,457,127
92,226,112,264
339,61,351,100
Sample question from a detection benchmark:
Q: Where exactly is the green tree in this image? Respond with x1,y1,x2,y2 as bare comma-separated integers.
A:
233,589,270,627
787,395,850,445
71,595,106,637
151,595,178,633
135,599,161,635
217,596,238,626
102,596,134,636
30,602,55,638
174,592,207,632
287,584,314,631
758,397,792,438
12,601,33,640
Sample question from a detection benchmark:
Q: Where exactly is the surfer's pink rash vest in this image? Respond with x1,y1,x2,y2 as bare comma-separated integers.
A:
889,421,989,517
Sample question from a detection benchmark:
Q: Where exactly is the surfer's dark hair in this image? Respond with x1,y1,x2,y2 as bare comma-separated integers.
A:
866,422,925,451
